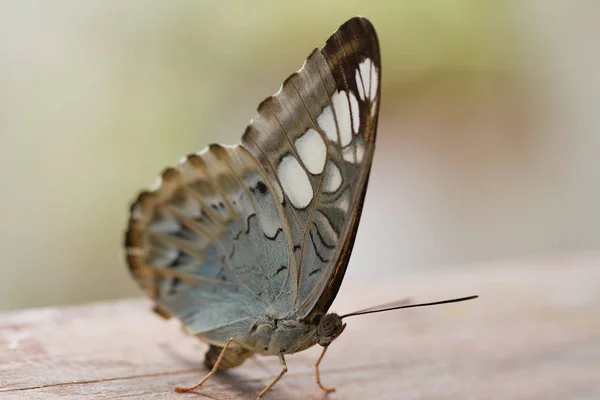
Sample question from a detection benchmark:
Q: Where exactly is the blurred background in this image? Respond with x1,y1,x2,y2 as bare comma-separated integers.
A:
0,1,598,311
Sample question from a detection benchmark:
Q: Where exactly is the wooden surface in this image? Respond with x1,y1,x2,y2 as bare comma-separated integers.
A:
1,255,599,399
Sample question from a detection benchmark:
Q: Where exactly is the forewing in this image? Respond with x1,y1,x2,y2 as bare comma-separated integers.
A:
241,17,381,319
125,144,296,343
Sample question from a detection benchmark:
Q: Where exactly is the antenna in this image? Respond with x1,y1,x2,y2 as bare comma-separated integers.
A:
341,295,478,319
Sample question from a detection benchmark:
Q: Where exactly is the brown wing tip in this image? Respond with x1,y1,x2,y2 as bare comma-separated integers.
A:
336,16,377,39
346,16,374,25
325,16,380,62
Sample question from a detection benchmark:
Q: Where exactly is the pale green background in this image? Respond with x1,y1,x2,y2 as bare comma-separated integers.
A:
1,1,598,311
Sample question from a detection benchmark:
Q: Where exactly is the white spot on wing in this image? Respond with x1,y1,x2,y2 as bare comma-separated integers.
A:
314,210,339,243
359,59,372,100
342,146,356,163
371,101,377,117
317,106,337,143
336,188,351,212
370,62,378,100
244,173,282,238
355,139,365,163
355,68,365,100
342,138,365,164
349,91,360,134
333,91,352,147
258,210,281,238
295,128,327,174
322,161,342,193
277,155,313,208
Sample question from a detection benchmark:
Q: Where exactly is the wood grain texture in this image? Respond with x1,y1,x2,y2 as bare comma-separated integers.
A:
1,255,599,399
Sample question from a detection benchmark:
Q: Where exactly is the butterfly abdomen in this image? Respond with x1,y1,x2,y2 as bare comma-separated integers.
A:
204,344,254,370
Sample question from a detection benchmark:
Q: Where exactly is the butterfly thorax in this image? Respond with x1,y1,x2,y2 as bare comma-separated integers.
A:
245,312,346,356
245,316,317,356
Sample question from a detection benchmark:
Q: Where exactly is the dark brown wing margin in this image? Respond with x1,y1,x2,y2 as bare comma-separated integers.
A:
304,16,382,320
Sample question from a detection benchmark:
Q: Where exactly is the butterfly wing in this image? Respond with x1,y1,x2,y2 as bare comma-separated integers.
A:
125,145,296,345
124,16,380,346
241,16,381,320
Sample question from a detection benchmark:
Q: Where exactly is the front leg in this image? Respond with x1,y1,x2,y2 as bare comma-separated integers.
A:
257,353,287,399
315,346,336,393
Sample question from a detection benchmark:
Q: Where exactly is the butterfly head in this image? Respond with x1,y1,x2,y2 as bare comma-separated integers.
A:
316,313,346,347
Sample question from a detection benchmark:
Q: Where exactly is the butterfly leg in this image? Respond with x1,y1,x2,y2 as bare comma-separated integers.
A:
175,337,243,393
257,353,287,400
315,345,336,393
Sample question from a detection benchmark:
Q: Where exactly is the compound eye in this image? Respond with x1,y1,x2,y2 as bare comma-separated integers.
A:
322,317,334,335
318,314,341,337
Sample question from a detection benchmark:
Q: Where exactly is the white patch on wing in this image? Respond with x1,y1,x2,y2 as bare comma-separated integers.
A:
369,62,378,100
349,91,360,134
355,138,365,163
359,59,372,100
314,210,339,243
341,138,365,164
332,91,352,146
322,161,342,193
244,173,282,237
355,68,365,100
277,155,313,208
342,146,356,164
371,101,377,117
317,106,337,143
257,210,281,238
295,128,327,174
336,188,351,212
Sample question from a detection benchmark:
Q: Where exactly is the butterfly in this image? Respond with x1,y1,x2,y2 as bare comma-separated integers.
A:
124,16,477,399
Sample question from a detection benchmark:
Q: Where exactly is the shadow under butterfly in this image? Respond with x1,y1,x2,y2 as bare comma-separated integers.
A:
124,16,478,399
